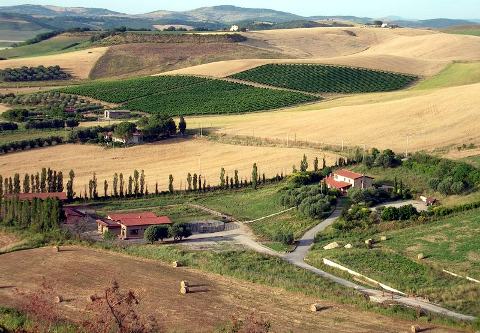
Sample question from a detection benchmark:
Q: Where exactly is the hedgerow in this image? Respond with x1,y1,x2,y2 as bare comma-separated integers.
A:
230,64,418,93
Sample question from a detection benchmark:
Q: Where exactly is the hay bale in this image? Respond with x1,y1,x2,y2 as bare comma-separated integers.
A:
410,325,420,333
417,253,425,260
172,261,182,268
53,245,60,253
310,304,323,312
54,295,63,303
323,242,340,250
380,236,388,241
365,239,373,245
180,287,189,295
344,244,353,249
180,280,189,288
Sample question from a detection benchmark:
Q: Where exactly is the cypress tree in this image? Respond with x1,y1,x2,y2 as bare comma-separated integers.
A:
30,174,35,193
252,163,258,190
193,174,198,191
322,157,327,169
128,176,133,196
300,154,308,172
23,174,30,193
314,157,319,172
52,170,57,192
234,170,239,188
40,168,47,193
198,175,201,192
220,168,225,188
168,175,174,194
155,182,159,195
140,170,145,196
0,175,3,198
13,173,20,194
57,171,63,193
113,173,119,197
187,173,192,191
230,178,234,189
104,180,108,198
67,170,75,201
178,116,187,135
225,175,229,189
35,172,40,193
88,180,94,199
133,170,139,196
8,177,13,194
119,173,124,197
92,173,98,199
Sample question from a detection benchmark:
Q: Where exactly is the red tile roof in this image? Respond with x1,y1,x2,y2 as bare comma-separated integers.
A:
5,192,67,201
335,169,364,180
325,176,352,190
96,219,121,228
107,212,172,227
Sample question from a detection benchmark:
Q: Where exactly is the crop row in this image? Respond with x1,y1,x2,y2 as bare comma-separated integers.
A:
60,75,207,103
60,75,320,115
230,64,418,93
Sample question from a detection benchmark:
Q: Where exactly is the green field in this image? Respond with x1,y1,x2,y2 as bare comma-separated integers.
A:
309,208,480,316
230,64,418,94
0,129,68,145
414,62,480,90
61,75,319,116
443,25,480,37
0,34,91,59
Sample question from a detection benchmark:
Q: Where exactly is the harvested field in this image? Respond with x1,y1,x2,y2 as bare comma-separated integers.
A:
0,138,338,193
0,47,108,79
186,83,480,152
0,104,10,113
163,28,480,78
0,232,19,250
0,246,463,333
90,42,284,79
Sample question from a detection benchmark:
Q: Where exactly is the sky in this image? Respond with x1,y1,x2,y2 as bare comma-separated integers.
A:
1,0,479,20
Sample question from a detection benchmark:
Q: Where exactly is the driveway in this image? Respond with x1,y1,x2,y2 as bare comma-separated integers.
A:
373,200,428,212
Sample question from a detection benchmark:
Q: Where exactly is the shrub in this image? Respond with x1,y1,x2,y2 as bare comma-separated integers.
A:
144,225,169,243
169,223,192,241
273,230,294,245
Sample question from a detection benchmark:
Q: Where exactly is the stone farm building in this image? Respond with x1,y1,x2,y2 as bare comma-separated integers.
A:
104,110,131,120
325,169,374,194
97,212,172,240
104,131,144,145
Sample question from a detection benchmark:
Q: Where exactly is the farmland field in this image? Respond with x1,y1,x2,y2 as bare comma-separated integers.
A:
0,34,92,59
0,138,338,194
61,75,320,115
230,64,418,93
0,246,455,333
414,62,480,90
309,208,480,316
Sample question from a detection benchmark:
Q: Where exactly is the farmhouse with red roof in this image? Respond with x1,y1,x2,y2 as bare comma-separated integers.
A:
97,212,172,240
325,169,374,194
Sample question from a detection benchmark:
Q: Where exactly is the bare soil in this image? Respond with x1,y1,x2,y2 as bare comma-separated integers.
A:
0,246,465,333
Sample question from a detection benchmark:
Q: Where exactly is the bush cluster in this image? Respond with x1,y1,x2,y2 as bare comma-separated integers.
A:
379,205,419,221
0,66,71,82
0,122,18,131
25,119,66,130
280,184,336,219
0,136,64,155
144,223,192,243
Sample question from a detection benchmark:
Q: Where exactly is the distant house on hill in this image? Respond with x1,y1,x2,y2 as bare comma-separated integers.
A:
104,110,131,120
97,212,172,240
325,169,374,194
104,131,144,145
230,25,239,32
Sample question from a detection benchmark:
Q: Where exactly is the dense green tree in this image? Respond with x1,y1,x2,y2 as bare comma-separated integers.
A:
313,157,319,172
128,176,133,196
114,122,136,145
169,222,192,241
193,173,198,191
104,180,109,198
140,170,145,195
13,173,20,194
113,173,119,197
234,170,239,188
300,154,308,172
220,168,226,188
119,173,124,197
169,175,174,193
66,170,75,201
57,171,63,193
187,173,192,191
178,116,187,135
133,170,139,196
40,168,47,193
23,174,30,193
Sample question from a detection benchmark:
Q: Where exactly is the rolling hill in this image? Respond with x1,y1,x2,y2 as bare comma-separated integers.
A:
0,4,123,17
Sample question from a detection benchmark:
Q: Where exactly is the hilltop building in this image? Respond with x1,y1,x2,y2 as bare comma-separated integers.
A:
97,212,172,240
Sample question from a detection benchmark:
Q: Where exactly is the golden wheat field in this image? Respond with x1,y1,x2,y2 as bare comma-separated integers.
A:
0,138,338,193
164,27,480,78
187,83,480,152
0,47,108,79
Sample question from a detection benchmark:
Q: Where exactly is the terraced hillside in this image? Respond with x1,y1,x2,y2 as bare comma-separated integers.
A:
230,64,418,93
61,75,319,115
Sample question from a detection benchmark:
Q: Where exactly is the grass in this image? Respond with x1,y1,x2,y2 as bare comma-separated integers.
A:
309,208,480,316
414,62,480,90
0,128,69,145
442,25,480,37
230,64,417,94
250,211,319,240
194,184,285,220
0,34,92,59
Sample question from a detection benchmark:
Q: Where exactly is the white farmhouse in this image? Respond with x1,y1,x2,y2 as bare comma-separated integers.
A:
230,25,239,32
325,169,374,194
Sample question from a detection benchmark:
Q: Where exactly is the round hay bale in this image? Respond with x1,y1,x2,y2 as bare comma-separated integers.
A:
310,304,323,312
410,325,420,333
365,239,373,245
180,280,189,288
380,236,388,241
344,243,353,249
172,261,182,268
54,295,63,303
180,287,189,295
417,253,425,260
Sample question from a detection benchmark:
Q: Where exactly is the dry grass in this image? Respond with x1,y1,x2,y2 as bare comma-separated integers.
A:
0,104,10,113
163,28,479,78
0,138,338,193
0,47,108,79
186,83,480,152
0,246,462,333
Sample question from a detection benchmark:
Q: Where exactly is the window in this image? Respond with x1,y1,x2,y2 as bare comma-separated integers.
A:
130,229,139,236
